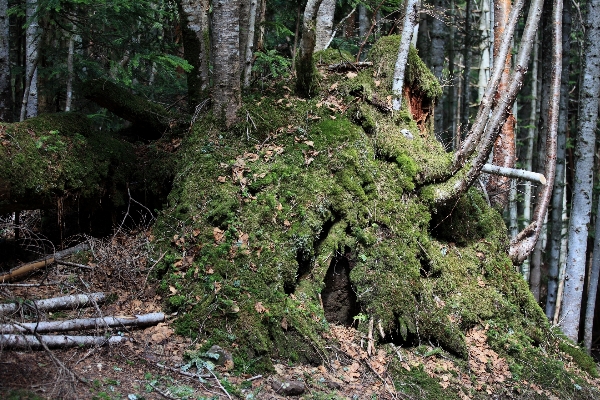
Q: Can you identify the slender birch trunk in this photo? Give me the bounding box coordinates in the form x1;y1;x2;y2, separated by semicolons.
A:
546;3;571;320
460;0;472;129
295;0;324;97
0;0;11;121
559;0;600;342
212;0;242;126
584;199;600;352
521;34;539;281
392;0;420;111
358;4;369;38
314;0;335;52
20;0;40;121
65;32;75;112
242;0;258;87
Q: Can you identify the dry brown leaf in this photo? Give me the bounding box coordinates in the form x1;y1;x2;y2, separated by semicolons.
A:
346;71;357;79
254;302;268;313
217;175;227;183
213;227;225;243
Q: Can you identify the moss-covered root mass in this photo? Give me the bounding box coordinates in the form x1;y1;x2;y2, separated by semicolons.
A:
152;36;597;396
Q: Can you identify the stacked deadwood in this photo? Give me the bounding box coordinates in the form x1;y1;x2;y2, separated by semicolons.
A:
0;292;164;349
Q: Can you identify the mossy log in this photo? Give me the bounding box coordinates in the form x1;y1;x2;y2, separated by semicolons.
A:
81;79;176;139
0;113;135;214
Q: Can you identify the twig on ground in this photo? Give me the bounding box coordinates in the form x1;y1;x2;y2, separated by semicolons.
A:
148;382;178;400
207;368;232;400
55;260;94;270
246;374;263;381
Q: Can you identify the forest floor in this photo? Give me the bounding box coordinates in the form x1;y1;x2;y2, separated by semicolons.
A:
1;229;600;400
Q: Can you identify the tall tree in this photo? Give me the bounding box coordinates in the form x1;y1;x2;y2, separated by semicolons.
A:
20;0;41;121
460;0;472;130
314;0;335;52
430;0;446;140
212;0;242;125
545;2;571;320
177;0;210;108
242;0;258;87
559;0;600;342
392;0;420;110
296;0;323;97
0;0;11;122
486;0;516;209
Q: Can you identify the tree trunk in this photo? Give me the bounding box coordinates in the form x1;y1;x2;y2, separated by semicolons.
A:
430;0;446;142
242;0;258;87
585;200;600;352
212;0;241;125
460;0;472;130
296;0;324;98
20;0;40;121
392;0;420;110
0;0;11;122
521;33;539;281
314;0;335;52
560;0;600;342
176;0;210;109
546;2;571;320
65;33;75;112
487;0;516;210
358;4;369;38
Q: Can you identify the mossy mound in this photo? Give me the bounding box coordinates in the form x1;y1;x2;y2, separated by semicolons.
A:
152;37;597;396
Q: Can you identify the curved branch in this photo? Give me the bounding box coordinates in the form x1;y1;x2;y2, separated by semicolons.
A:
433;0;545;205
510;0;562;264
452;0;525;170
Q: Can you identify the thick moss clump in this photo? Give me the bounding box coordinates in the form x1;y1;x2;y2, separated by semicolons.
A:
0;113;135;213
152;36;596;396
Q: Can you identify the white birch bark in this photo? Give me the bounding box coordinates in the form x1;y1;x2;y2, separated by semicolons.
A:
477;0;491;103
358;4;369;38
0;334;126;349
546;4;570;319
584;201;600;352
392;0;420;111
0;0;10;121
20;0;40;121
0;313;164;333
212;0;241;125
65;33;75;111
242;0;258;87
0;293;106;316
559;0;600;341
314;0;335;52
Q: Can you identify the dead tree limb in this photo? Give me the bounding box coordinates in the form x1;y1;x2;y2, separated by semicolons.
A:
0;312;164;333
0;243;90;282
0;334;127;349
481;164;546;184
0;292;106;316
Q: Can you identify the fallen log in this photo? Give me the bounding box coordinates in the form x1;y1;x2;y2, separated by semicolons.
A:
81;79;176;140
0;312;165;333
0;113;136;215
0;334;127;349
0;242;90;283
0;292;107;316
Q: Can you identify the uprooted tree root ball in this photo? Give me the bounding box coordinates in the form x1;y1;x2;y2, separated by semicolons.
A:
151;37;599;398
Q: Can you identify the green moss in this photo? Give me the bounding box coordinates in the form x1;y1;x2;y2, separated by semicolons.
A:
390;360;460;399
559;342;599;377
313;48;353;65
0;113;138;213
150;40;597;398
